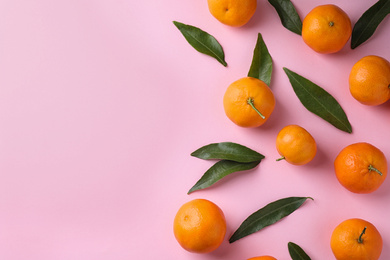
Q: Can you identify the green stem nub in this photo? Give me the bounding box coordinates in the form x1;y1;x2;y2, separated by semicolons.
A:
358;226;367;243
276;156;285;162
329;21;334;27
368;165;383;176
247;97;265;119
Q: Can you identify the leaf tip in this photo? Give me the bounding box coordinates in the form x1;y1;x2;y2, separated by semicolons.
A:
228;236;236;244
187;186;197;194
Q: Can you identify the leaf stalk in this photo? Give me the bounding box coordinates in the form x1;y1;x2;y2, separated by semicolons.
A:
358;226;367;243
368;165;383;176
247;97;265;119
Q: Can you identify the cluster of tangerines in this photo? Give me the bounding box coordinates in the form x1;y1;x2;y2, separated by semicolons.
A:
174;1;389;259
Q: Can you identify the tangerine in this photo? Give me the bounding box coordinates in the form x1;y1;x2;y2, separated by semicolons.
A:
302;5;352;54
276;125;317;165
173;199;226;253
247;256;277;260
207;0;257;27
349;55;390;106
223;77;275;128
330;218;383;260
334;142;387;193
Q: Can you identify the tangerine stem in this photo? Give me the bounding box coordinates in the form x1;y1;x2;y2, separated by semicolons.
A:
358;226;367;243
276;156;285;162
329;21;334;27
368;165;383;176
247;97;265;119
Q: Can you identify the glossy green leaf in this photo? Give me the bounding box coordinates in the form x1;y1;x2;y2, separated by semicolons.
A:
191;142;264;163
283;68;352;133
288;242;312;260
351;0;390;49
188;160;261;194
229;197;313;243
173;21;227;66
268;0;302;35
248;33;273;86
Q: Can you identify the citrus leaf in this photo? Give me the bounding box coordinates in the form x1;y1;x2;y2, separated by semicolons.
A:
188;160;261;194
288;242;312;260
229;197;313;243
191;142;264;163
248;33;273;86
173;21;227;66
351;0;390;49
283;68;352;133
268;0;302;35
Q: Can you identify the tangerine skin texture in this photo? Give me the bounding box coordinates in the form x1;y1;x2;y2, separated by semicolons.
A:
207;0;257;27
349;55;390;106
302;4;352;54
173;199;226;253
223;77;275;128
276;125;317;165
334;142;387;194
330;218;383;260
247;256;277;260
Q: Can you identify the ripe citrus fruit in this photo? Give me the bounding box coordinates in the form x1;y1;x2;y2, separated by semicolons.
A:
276;125;317;165
223;77;275;128
247;256;277;260
334;142;387;194
302;4;352;54
330;218;383;260
173;199;226;253
207;0;257;27
349;55;390;106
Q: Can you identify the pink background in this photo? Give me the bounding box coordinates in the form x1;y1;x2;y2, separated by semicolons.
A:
0;0;389;259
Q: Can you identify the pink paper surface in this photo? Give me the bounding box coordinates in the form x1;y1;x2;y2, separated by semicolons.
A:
0;0;389;259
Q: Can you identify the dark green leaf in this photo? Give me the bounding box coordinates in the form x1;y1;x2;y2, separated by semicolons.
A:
173;21;227;66
248;33;273;86
288;242;312;260
229;197;313;243
351;0;390;49
283;68;352;133
191;142;264;163
268;0;302;35
188;160;261;194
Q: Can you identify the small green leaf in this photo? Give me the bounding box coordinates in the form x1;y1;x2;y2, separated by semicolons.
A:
283;68;352;133
191;142;264;163
268;0;302;35
173;21;227;66
351;0;390;49
288;242;312;260
188;160;261;194
229;197;313;243
248;33;273;86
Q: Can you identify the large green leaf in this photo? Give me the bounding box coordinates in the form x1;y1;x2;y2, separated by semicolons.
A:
173;21;227;66
191;142;264;163
288;242;312;260
188;160;261;194
283;68;352;133
268;0;302;35
229;197;313;243
351;0;390;49
248;33;273;86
